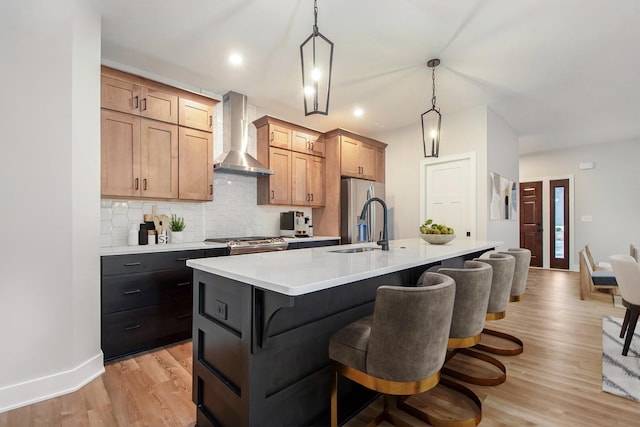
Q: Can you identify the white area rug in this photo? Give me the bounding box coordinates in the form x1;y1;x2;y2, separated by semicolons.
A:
602;316;640;402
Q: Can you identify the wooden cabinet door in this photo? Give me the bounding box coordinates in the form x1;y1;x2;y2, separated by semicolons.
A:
178;128;213;201
101;76;141;114
292;130;325;157
179;98;213;132
140;119;178;199
268;147;291;204
341;137;361;178
140;88;178;124
376;146;385;183
359;141;377;180
269;124;291;149
291;152;309;205
101;110;141;197
308;155;325;206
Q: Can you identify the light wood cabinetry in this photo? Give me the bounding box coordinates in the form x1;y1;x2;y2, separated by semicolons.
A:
292;152;325;206
178;98;213;132
292;130;325;157
101;110;179;199
178;127;213;201
255;116;324;207
268;124;292;149
376;146;385;183
100;66;218;201
101;76;178;124
340;136;376;180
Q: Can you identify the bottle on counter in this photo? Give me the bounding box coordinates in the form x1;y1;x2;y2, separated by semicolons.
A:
128;224;138;246
138;223;148;245
147;230;156;245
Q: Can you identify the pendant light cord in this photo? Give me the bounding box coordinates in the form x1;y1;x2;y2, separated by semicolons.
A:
431;66;437;109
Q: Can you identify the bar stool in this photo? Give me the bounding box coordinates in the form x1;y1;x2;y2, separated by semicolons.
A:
400;261;492;425
501;248;531;302
329;273;455;427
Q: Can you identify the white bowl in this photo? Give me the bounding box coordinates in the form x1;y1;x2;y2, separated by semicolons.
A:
420;233;456;245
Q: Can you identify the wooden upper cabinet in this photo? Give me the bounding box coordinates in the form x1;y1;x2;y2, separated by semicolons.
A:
179;98;213;132
101;76;141;114
376;146;385;184
269;124;292;149
265;147;292;205
101;111;179;199
140;119;178;199
292;130;325;157
178;127;213;201
140;87;178;124
102;76;178;124
101;110;141;198
291;152;309;206
340;136;377;181
308;155;325;206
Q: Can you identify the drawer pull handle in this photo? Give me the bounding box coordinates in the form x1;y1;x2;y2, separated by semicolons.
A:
124;289;141;295
124;324;141;331
124;262;141;267
176;257;189;262
176;313;190;320
176;282;191;287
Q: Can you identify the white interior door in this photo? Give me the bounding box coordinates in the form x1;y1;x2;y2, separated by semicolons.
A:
421;154;476;240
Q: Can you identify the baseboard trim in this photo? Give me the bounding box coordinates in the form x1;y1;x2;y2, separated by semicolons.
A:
0;351;105;413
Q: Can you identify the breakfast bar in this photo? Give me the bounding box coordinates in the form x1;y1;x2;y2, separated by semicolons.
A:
187;238;498;427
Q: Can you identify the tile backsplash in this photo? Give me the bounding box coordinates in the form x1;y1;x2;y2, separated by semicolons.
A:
100;171;311;247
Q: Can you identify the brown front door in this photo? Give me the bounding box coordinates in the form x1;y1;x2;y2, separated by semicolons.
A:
520;181;543;267
549;179;570;269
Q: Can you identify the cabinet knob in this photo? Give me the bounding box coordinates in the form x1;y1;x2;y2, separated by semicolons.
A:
271;190;275;199
124;324;141;331
271;132;274;142
124;289;141;295
143;178;147;190
209;115;213;127
133;96;139;109
210;184;213;195
134;178;139;190
124;262;141;267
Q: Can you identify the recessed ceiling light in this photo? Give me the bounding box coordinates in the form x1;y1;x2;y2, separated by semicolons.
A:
354;108;364;117
229;53;243;65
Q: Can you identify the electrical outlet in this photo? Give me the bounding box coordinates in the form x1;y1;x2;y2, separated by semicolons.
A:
215;300;227;320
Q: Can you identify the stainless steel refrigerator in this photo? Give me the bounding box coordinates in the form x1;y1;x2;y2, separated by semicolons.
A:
341;178;386;244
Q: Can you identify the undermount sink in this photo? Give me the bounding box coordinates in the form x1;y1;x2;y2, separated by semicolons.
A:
329;247;380;254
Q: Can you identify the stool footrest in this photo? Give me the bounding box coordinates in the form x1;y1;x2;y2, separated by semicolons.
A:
475;328;524;356
398;377;482;427
442;348;507;386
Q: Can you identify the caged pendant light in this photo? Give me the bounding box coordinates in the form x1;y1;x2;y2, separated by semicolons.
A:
422;58;441;158
300;0;334;116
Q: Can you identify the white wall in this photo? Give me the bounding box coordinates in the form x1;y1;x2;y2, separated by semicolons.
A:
0;0;103;412
486;108;520;250
520;138;640;265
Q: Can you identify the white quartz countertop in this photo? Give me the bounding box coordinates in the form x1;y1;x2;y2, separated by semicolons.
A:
100;236;340;256
187;238;499;296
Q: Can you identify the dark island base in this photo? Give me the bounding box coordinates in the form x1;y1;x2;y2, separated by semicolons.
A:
192;250;486;427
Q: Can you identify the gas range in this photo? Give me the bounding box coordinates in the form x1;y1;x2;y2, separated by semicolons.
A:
204;236;288;255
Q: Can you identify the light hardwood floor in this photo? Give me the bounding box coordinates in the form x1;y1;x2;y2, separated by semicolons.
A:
1;268;639;426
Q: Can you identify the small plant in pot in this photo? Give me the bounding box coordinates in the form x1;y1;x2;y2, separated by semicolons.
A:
169;214;186;244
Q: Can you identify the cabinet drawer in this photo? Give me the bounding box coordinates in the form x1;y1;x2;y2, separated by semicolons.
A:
101;249;207;276
102;300;192;361
102;269;192;314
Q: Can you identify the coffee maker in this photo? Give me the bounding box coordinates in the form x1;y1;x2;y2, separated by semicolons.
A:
280;211;308;237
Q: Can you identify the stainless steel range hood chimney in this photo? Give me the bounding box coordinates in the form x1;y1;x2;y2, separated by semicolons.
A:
213;91;274;176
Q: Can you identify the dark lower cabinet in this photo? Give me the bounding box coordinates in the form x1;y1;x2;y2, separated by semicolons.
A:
101;247;226;361
287;238;339;250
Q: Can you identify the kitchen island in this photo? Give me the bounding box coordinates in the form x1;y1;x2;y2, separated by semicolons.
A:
187;238;498;427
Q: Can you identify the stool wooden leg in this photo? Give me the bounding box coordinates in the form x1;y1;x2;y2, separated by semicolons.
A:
331;369;338;427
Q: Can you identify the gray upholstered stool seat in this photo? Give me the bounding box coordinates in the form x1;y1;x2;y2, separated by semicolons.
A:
475;252;515;320
329;273;455;427
500;248;531;302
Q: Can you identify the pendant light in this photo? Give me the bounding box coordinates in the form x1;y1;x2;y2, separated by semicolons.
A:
422;58;441;157
300;0;334;116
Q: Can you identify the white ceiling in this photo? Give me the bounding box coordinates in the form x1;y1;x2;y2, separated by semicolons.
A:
98;0;640;154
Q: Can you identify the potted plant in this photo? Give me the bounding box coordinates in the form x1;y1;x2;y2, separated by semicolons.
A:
169;214;186;244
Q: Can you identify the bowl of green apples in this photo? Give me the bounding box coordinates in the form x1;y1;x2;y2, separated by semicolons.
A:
419;219;456;244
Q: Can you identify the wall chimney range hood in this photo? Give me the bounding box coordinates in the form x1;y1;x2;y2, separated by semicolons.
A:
213;91;274;176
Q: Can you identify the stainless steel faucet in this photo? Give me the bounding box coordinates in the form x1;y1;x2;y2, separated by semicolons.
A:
359;197;389;250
